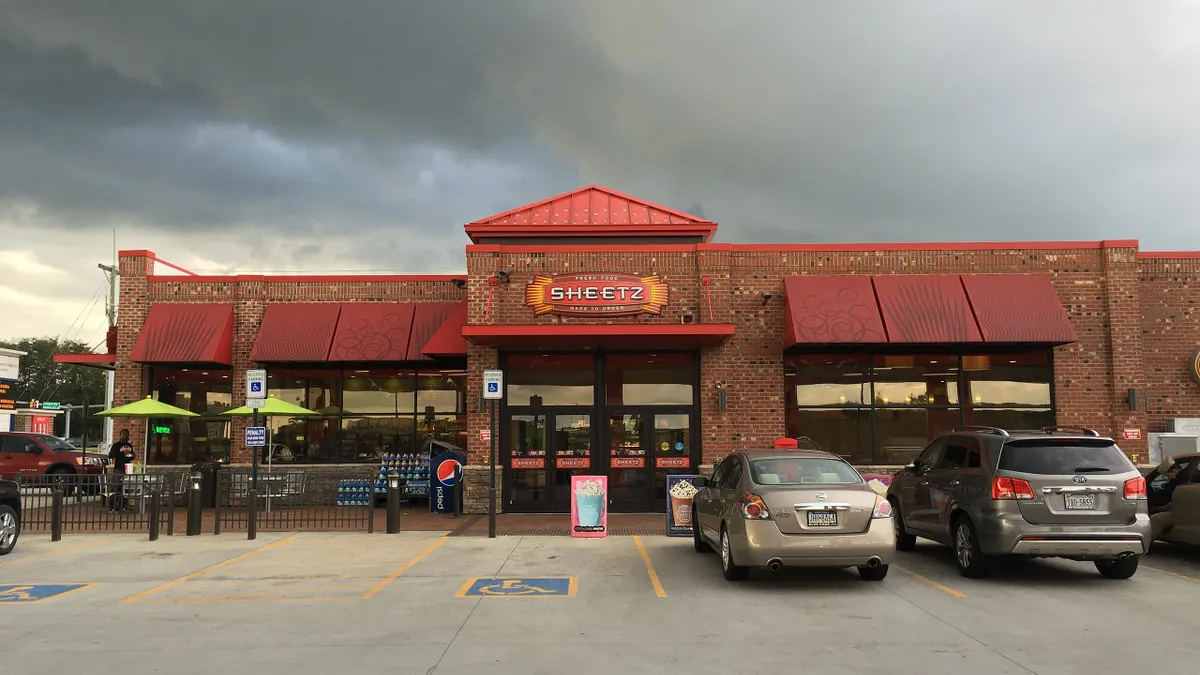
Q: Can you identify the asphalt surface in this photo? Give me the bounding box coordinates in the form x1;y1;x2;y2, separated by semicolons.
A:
1;530;1198;674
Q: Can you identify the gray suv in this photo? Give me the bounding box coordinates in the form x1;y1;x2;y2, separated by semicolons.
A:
886;426;1151;579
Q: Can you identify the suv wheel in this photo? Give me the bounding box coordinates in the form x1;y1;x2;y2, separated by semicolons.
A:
720;525;748;581
1095;556;1139;580
693;509;711;553
46;467;76;495
890;498;917;551
953;516;992;578
0;505;19;556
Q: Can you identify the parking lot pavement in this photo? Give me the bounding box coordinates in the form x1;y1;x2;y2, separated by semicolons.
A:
0;533;1198;675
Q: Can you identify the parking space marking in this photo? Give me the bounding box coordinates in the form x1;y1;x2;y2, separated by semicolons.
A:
1143;565;1199;583
0;583;96;604
123;535;297;603
633;536;667;598
893;565;968;598
0;539;108;569
455;577;578;598
360;535;448;599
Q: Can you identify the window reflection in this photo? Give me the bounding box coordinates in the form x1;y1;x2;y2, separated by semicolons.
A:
343;369;415;414
506;355;595;406
151;368;233;464
786;350;1053;464
605;354;694;406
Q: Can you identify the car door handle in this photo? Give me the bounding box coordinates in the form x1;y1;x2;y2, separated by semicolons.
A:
919;480;929;487
949;479;961;486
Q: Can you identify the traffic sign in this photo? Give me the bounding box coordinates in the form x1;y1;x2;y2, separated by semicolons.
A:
245;426;267;447
40;402;61;410
246;369;267;399
246;398;266;410
483;370;504;400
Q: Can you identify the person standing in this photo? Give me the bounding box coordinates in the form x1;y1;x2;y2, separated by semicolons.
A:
107;429;135;511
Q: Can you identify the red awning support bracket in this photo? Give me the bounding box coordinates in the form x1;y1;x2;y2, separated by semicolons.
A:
701;276;714;322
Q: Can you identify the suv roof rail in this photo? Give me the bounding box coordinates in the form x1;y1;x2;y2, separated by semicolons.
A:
950;426;1010;436
1039;425;1100;437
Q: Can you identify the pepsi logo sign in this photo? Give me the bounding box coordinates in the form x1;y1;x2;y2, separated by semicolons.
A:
436;459;461;486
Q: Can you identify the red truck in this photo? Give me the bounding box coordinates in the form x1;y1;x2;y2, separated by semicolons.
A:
0;432;107;483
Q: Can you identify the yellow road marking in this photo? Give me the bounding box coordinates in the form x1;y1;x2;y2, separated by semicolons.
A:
454;577;578;598
1143;565;1199;583
0;539;108;568
134;595;358;604
123;535;297;603
894;565;968;598
361;536;448;599
633;536;667;598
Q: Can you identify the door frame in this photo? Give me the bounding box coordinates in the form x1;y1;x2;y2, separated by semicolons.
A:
600;406;699;513
498;350;703;514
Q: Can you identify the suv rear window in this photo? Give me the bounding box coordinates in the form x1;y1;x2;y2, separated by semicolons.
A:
997;439;1135;475
749;458;863;485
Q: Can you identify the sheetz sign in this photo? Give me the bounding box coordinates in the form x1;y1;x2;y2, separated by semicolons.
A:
525;273;670;317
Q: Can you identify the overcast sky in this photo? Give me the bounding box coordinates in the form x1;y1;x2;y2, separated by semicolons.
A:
2;1;1199;342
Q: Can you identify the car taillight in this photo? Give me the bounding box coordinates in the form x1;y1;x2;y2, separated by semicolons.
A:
991;476;1035;500
872;496;893;519
736;493;771;520
1123;477;1147;500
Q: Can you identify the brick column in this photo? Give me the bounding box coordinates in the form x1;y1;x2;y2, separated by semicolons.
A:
113;250;155;453
229;276;266;463
1101;243;1148;462
463;251;501;513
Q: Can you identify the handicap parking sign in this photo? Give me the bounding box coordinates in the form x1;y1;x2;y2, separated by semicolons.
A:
0;584;93;603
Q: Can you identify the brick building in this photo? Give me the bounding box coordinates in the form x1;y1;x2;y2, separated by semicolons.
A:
55;186;1200;514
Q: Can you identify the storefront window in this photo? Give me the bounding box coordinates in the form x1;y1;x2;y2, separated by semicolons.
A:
605;354;695;406
150;368;233;464
343;369;416;414
785;350;1053;464
506;354;595;406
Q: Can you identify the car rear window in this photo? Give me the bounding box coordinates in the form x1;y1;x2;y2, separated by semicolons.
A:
997;439;1135;475
749;458;863;485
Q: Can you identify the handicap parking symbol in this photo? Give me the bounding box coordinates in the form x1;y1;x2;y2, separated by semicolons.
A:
0;584;93;604
486;382;499;393
457;577;576;598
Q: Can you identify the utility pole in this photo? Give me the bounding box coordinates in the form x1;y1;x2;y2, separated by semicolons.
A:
98;232;118;448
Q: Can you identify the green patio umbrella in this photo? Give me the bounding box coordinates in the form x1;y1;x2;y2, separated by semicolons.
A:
222;395;317;510
97;396;199;473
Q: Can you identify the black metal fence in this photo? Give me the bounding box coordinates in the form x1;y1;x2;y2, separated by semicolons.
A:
213;471;375;534
15;474;174;538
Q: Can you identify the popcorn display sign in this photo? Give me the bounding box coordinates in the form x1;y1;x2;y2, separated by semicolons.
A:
665;475;701;537
570;475;608;538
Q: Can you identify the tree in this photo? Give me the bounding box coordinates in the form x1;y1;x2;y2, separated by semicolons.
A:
0;337;107;439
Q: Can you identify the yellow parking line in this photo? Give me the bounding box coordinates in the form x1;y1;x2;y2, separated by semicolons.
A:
633;536;667;598
123;535;297;603
1143;565;1199;583
361;536;448;599
0;539;108;568
894;565;968;598
135;595;358;604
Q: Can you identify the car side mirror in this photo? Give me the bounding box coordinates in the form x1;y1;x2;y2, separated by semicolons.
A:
693;477;708;488
905;462;917;472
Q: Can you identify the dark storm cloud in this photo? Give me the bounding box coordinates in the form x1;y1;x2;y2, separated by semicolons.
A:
1;0;1199;252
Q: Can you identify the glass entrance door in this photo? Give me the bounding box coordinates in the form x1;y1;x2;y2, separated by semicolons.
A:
505;409;596;513
604;409;695;512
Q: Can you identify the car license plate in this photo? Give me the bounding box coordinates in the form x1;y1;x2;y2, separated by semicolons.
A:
806;511;838;527
1064;494;1095;510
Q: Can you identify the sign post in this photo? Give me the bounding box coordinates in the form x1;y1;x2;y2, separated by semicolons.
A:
245;369;267;490
483;369;504;539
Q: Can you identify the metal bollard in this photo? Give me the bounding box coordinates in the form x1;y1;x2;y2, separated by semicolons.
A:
166;489;175;537
453;465;463;519
247;488;258;541
148;487;161;542
51;488;64;542
386;469;402;534
186;470;203;536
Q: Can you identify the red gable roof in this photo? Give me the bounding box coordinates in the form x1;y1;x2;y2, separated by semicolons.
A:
465;185;717;243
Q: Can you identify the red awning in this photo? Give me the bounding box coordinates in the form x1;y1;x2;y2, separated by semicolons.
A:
129;304;235;364
463;323;735;350
53;353;116;370
328;303;417;361
784;276;887;346
407;303;461;360
872;275;982;344
419;301;469;358
961;274;1077;344
783;274;1076;346
251;303;342;362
